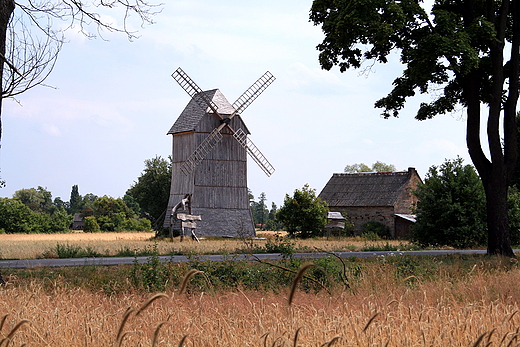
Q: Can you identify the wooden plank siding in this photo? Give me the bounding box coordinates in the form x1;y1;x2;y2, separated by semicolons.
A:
193;186;249;209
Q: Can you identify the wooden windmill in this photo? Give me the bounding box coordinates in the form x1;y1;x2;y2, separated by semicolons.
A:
164;67;275;237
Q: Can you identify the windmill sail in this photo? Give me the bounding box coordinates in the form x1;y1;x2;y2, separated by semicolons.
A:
172;68;220;116
171;67;275;176
233;128;275;176
232;71;275;115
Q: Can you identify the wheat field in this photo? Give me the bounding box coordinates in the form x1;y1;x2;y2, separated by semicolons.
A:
2;258;520;346
0;232;409;259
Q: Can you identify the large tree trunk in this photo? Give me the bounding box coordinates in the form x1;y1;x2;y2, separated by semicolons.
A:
485;167;514;256
465;73;515;256
0;0;15;144
463;0;519;257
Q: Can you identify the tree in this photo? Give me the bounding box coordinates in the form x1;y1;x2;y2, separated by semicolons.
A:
251;192;269;228
412;158;487;248
92;196;133;231
0;1;161;144
266;202;283;231
13;186;55;213
508;185;520;245
82;195;150;232
372;161;396;173
0;197;34;233
344;163;371;173
69;185;81;214
126;155;171;223
310;0;520;255
276;184;329;238
0;1;160;187
0;194;71;233
13;187;44;212
249;191;283;231
345;161;396;173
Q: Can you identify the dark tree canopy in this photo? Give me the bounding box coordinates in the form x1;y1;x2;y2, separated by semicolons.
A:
311;0;520;255
276;184;329;238
412;157;487;248
125;155;171;223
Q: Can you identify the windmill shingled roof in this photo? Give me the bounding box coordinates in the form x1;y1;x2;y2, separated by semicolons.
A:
319;170;413;207
168;89;236;134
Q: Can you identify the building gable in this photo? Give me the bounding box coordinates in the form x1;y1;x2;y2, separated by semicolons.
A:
319;167;422;238
319;168;420;207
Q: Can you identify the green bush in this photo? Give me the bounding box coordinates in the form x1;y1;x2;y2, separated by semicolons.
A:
50;209;73;232
130;243;169;291
0;198;35;233
0;198;72;233
361;221;391;239
83;216;100;232
412;158;487;248
123;218;151;231
276;184;329;238
263;236;296;258
508;186;520;246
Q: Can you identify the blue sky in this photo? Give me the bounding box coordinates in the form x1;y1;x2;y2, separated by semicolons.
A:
0;0;472;206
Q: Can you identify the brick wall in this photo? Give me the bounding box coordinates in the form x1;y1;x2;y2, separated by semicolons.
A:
394;168;421;214
332;206;395;235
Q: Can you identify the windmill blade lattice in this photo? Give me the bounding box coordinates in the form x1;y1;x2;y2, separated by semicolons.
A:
172;67;275;176
232;71;275;115
233;128;275;176
180;128;223;176
172;67;220;116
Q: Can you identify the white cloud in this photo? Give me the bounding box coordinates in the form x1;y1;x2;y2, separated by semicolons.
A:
418;138;465;156
42;123;61;137
284;62;344;94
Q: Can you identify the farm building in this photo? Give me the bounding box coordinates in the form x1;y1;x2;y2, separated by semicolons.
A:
318;167;422;238
71;213;84;230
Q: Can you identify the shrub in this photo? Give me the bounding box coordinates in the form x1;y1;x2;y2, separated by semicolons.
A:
49;208;73;232
123;218;151;231
0;198;71;233
508;186;520;246
83;216;101;233
361;221;391;239
0;198;34;233
412;157;487;248
276;184;329;238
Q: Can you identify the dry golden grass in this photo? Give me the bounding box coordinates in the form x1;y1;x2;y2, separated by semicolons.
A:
2;259;520;346
0;232;156;259
0;231;407;259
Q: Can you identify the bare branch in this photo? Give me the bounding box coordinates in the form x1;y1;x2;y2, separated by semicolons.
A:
15;0;163;41
2;11;62;98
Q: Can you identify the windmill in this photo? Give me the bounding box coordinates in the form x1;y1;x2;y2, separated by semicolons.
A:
164;67;275;237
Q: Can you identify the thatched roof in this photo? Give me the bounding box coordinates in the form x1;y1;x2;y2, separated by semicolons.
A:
319;168;419;207
168;89;242;135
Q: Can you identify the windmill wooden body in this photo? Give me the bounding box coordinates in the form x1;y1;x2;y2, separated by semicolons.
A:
164;68;275;238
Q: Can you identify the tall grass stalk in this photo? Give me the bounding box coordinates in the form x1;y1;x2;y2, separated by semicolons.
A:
2;256;520;346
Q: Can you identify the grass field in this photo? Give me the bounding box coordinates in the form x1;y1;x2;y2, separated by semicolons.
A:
0;231;413;259
1;254;520;346
0;232;511;346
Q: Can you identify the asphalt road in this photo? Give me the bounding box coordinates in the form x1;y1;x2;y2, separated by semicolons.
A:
0;249;497;269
